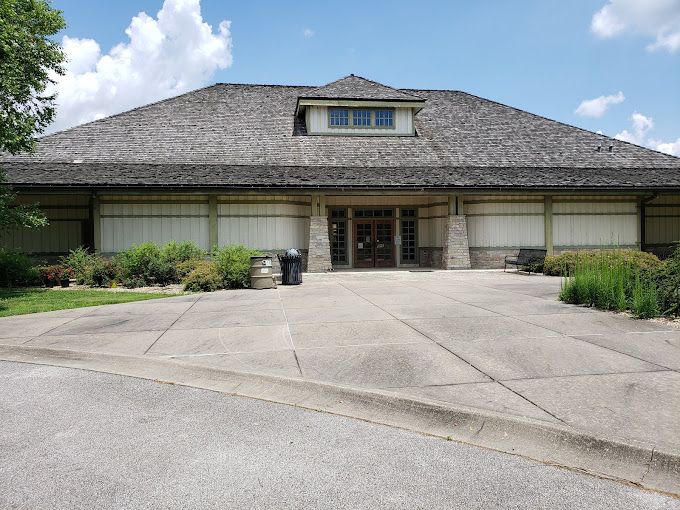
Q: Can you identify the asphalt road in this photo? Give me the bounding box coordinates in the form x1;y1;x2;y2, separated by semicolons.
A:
1;361;677;509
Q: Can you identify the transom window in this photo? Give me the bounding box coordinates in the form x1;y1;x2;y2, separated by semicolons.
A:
328;108;395;129
329;109;349;126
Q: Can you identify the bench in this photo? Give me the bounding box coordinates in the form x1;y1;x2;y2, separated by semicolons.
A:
504;249;547;274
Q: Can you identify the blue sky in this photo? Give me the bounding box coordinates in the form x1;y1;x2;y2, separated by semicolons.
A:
49;0;680;155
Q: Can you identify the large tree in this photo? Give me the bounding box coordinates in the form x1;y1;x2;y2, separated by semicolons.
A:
0;0;66;232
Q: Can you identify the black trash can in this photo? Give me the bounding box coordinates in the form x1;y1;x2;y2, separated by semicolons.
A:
278;248;303;285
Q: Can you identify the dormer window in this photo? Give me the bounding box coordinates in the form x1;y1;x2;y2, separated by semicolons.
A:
329;109;349;126
296;74;425;137
328;108;396;129
353;110;371;126
375;110;393;127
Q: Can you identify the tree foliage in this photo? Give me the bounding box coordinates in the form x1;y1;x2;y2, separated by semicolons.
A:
0;0;66;155
0;1;65;233
0;168;48;233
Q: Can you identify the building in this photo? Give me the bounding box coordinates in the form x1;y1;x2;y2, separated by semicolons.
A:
2;75;679;270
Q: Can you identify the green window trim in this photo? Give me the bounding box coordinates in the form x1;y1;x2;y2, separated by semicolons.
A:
328;108;396;130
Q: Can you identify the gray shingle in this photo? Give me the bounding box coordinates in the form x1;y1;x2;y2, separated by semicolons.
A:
1;79;679;190
300;75;424;101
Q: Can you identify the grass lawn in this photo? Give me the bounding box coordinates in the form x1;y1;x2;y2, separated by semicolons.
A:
0;288;168;317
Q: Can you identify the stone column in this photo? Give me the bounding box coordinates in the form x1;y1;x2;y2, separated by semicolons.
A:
442;195;471;269
307;216;332;272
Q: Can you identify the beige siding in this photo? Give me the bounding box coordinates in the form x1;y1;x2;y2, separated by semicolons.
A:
1;194;89;254
307;106;413;135
100;195;209;252
645;195;680;245
464;197;544;248
217;195;310;250
553;197;637;247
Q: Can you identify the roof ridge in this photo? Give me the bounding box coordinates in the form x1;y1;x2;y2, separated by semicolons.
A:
302;74;424;101
347;75;424;100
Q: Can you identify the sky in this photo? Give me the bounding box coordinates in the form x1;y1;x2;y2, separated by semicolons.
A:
47;0;680;156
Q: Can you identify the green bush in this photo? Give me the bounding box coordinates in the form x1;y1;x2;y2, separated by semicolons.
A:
160;240;207;265
0;249;40;287
182;261;222;292
544;250;661;276
116;241;207;287
631;276;660;319
213;244;262;289
115;242;172;287
653;244;680;316
59;246;95;279
81;258;118;287
557;249;668;318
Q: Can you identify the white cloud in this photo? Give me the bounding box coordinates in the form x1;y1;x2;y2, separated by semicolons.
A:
47;0;232;133
303;28;315;38
574;91;625;118
591;0;680;52
615;112;654;145
614;112;680;156
653;137;680;156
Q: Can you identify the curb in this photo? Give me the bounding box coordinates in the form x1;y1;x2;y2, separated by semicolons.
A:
1;344;678;497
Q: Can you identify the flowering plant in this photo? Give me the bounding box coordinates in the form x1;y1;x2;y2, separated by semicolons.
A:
58;267;75;280
39;265;74;281
39;265;62;281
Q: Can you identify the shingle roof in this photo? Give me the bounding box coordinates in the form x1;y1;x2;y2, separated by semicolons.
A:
2;78;679;190
299;75;424;102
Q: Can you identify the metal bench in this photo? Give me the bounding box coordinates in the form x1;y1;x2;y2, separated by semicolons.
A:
504;249;547;274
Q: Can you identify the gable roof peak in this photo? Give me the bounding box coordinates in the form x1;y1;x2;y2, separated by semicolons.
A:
300;74;424;102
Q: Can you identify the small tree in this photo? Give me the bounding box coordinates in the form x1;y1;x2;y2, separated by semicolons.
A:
0;0;66;234
1;0;67;154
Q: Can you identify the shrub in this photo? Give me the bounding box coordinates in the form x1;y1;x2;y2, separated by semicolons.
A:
116;241;207;287
557;248;671;318
81;258;118;287
115;242;173;286
176;259;202;279
39;264;63;283
213;244;262;289
653;243;680;316
59;246;94;279
544;250;661;277
0;249;40;287
160;240;207;265
182;261;222;292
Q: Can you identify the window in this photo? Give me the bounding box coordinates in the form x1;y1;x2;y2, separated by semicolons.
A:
354;209;393;218
353;110;371;126
330;209;347;264
401;208;417;262
375;110;393;127
329;109;349;126
328;108;395;129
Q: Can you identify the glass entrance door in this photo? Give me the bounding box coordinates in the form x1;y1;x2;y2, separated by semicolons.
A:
354;219;394;268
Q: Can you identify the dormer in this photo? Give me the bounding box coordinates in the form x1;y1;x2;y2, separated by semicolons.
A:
295;75;425;137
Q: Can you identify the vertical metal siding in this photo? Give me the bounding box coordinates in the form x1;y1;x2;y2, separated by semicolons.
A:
553;197;637;247
217;195;310;250
645;195;680;245
1;194;89;253
100;195;210;252
464;197;545;248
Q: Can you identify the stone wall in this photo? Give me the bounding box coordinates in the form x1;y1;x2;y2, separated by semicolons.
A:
469;249;520;269
419;248;443;268
442;216;471;269
307;216;332;272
